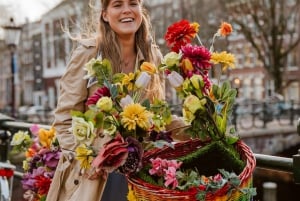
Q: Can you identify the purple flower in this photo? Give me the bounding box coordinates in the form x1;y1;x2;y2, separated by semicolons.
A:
42;149;61;169
149;130;173;143
22;173;37;190
119;137;144;174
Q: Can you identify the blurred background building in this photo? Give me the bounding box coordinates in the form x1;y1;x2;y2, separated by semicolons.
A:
0;0;299;117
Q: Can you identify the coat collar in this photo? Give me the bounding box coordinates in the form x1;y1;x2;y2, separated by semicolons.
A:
78;37;145;64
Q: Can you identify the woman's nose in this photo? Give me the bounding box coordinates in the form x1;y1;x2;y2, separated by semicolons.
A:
122;4;132;14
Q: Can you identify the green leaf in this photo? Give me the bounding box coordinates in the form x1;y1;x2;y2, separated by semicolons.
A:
110;84;119;99
225;135;239;145
94;112;104;128
94;58;112;86
216;115;226;135
112;73;125;83
70;110;84;117
141;99;151;109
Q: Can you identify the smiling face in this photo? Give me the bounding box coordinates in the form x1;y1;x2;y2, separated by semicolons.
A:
102;0;143;38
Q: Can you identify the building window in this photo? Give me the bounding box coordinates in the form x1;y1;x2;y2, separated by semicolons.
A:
53;18;66;66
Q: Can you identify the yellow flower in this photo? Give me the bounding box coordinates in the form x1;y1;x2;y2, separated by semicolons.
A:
182;79;192;93
38;127;56;148
127;186;137;201
183;95;204;114
211;51;236;71
122;72;135;90
190;74;204;90
182;108;195;124
190;22;200;35
75;144;94;169
23;160;29;172
140;61;157;75
121;103;153;131
96;97;113;112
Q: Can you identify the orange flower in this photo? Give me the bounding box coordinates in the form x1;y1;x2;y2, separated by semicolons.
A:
140;62;157;75
25;147;37;158
219;22;232;36
181;58;194;75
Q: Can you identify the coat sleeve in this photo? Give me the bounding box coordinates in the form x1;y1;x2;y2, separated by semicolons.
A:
53;44;97;152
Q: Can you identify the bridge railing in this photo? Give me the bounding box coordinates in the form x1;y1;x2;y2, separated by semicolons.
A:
232;99;300;130
1;113;300;184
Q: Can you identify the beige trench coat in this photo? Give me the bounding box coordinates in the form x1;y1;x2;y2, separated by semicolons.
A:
46;38;166;201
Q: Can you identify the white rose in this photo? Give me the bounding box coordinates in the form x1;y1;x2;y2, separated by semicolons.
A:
162;52;181;67
83;58;97;79
72;116;96;145
103;117;117;136
11;131;30;146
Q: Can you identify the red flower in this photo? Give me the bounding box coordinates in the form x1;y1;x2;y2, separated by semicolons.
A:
34;175;52;195
181;44;212;73
92;133;129;173
86;86;110;106
198;184;206;191
165;19;199;53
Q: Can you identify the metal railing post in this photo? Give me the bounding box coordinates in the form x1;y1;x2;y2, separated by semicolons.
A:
263;102;268;128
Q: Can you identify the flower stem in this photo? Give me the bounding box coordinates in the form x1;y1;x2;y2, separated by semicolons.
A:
195;34;204;46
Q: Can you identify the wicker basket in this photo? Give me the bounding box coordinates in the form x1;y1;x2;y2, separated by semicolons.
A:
127;139;256;201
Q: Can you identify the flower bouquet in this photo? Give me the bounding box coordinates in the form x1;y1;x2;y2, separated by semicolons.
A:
126;20;257;201
70;59;173;176
10;125;60;201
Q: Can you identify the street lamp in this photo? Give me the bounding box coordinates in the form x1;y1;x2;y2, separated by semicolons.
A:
2;17;21;118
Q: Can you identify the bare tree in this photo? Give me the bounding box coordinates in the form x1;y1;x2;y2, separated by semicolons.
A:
225;0;300;93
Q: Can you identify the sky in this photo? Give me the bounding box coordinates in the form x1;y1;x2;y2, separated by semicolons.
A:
0;0;63;24
0;0;63;39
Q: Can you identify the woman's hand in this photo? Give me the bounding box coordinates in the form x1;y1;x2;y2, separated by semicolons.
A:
85;168;108;180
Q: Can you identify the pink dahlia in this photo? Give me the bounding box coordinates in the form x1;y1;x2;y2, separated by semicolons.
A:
181;44;212;73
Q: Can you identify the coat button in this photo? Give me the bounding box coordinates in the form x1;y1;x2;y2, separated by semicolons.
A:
74;179;79;185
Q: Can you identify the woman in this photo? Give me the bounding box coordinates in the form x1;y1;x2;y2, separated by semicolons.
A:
46;0;165;200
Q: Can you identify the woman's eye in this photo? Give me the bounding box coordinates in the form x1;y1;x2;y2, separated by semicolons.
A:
113;4;122;7
130;0;139;6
